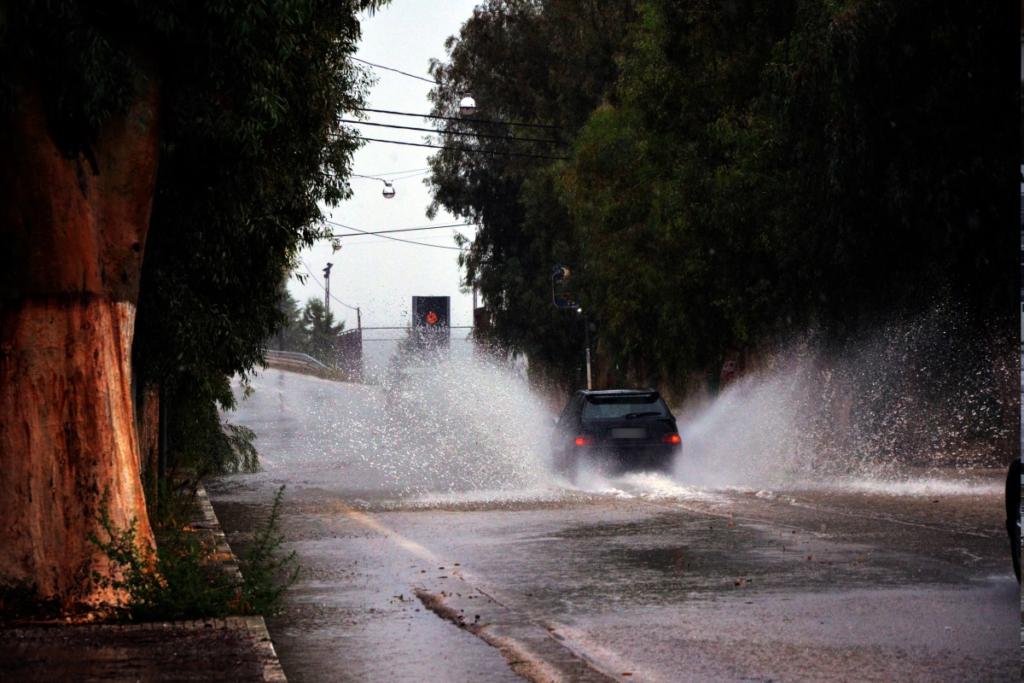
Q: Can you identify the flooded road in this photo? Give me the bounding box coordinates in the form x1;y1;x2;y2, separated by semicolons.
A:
210;367;1019;682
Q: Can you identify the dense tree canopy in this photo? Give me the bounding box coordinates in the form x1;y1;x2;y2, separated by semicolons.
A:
430;0;1017;392
428;0;636;387
3;0;386;474
298;298;346;363
0;0;384;607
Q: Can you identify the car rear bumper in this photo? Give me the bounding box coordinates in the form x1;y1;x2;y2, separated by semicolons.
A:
581;443;679;472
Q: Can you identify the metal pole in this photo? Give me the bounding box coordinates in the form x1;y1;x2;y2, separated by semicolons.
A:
323;262;333;315
356;306;363;382
584;314;592;390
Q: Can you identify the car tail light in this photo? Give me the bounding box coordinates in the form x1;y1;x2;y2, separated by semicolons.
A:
574;436;591;447
662;433;682;446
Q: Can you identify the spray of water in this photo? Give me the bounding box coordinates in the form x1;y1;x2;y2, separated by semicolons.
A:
235;307;1011;501
674;306;1014;494
364;352;553;497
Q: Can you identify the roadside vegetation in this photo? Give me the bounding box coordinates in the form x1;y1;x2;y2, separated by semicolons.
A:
89;486;297;622
428;0;1014;398
269;291;350;367
0;1;387;613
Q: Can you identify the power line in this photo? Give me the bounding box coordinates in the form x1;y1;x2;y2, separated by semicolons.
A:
352;107;563;130
359;166;429;177
326;220;466;251
350;169;430;183
350;173;390;182
354;135;568;161
298;259;359;312
341;118;565;146
331;236;458;247
386;170;431;181
351;57;435;85
327;221;477;237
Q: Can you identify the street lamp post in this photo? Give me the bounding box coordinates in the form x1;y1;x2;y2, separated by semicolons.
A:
579;307;592;390
323;262;333;315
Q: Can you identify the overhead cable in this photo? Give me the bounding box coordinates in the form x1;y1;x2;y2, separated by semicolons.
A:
327;221;477;237
351;57;435;84
360;166;430;177
299;259;360;311
350;173;390;182
353;135;568;161
341;118;565;146
325;219;466;251
351;106;563;130
350;169;430;183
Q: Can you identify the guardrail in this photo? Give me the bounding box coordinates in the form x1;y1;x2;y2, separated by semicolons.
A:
264;348;345;380
265;349;330;370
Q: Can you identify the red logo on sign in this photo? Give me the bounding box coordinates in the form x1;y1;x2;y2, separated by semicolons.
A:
425;311;439;325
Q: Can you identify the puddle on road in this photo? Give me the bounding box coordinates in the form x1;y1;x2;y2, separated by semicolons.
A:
566;469;721;502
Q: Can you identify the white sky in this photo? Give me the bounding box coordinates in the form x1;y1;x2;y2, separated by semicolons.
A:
287;1;481;331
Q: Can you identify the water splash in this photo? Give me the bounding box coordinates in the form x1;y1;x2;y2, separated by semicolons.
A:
674;306;1015;491
233;306;1012;502
568;467;721;501
361;353;553;495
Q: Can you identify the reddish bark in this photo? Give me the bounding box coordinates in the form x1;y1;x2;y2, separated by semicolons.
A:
0;85;160;610
137;383;161;500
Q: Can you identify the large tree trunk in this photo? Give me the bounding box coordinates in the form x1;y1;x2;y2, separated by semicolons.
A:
136;382;162;504
0;84;160;611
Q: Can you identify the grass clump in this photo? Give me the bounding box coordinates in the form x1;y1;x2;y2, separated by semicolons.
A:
88;485;297;621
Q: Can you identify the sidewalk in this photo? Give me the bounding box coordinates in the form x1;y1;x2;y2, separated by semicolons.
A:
0;487;287;682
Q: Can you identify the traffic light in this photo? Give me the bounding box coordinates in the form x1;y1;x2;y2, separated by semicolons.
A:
412;296;450;349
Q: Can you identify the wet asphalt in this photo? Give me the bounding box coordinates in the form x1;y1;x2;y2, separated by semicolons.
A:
209;368;1020;682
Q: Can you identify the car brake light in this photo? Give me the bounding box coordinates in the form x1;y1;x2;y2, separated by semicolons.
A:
574;436;591;447
662;433;682;445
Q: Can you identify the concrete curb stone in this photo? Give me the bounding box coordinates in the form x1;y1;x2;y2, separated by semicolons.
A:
0;484;288;682
194;483;288;683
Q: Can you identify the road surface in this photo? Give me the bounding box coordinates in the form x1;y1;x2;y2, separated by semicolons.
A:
209;367;1019;682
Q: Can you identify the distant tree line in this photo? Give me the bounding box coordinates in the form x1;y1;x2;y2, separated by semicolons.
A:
429;0;1017;393
269;291;347;366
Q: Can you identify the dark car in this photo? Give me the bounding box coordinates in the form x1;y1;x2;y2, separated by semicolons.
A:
551;389;682;476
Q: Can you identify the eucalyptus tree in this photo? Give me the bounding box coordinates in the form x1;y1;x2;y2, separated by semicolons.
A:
559;0;1014;385
0;0;383;611
427;0;635;388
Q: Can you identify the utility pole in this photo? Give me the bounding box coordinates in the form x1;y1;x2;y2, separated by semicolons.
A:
581;308;592;390
322;262;333;315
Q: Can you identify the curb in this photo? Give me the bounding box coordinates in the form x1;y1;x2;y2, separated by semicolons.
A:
194;484;289;683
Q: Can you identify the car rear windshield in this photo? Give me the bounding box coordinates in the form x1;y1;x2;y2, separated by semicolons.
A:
582;395;670;420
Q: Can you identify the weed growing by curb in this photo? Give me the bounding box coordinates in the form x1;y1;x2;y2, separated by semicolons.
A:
88;485;298;621
238;485;299;615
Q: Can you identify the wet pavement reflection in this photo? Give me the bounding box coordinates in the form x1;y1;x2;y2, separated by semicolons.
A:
210;368;1019;682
